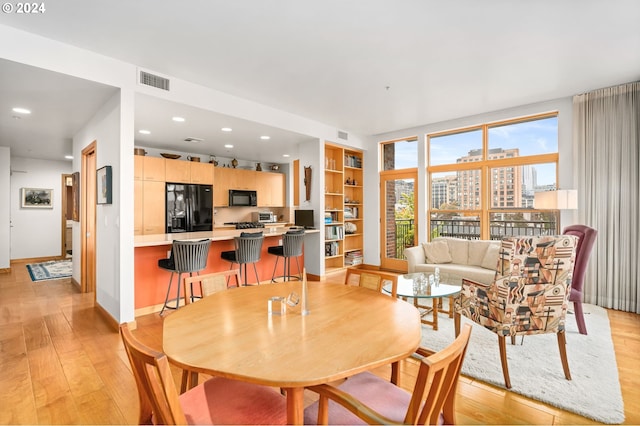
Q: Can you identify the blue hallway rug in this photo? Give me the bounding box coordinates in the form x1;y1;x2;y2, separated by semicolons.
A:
26;260;72;282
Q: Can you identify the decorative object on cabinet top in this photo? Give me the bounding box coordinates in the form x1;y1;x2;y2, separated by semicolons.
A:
134;148;147;156
160;153;181;159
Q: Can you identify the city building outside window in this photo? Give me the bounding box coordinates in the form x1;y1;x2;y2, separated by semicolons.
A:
427;113;559;241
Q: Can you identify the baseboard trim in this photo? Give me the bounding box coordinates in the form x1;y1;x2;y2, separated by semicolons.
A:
95;302;119;332
11;256;67;264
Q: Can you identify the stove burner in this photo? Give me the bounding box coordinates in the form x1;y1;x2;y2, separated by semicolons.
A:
224;221;265;229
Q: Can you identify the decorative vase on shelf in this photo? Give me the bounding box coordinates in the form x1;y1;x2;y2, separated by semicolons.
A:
256;162;262;171
231;158;238;168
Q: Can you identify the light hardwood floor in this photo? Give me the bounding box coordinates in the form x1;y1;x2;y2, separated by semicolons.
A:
1;261;638;424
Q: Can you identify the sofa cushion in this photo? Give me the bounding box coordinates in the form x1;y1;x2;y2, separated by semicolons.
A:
422;240;452;264
481;243;501;270
468;240;491;266
443;238;469;265
412;264;496;285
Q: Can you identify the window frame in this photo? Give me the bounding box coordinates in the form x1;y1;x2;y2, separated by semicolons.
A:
427;112;559;240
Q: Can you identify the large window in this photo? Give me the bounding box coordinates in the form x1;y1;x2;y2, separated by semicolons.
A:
427;113;559;240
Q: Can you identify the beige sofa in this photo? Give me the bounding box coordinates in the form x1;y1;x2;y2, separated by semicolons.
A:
404;237;500;285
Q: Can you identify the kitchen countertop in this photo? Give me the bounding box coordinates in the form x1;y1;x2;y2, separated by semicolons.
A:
213;222;289;229
134;226;319;247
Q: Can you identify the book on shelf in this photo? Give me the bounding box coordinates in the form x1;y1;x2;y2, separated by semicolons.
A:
325;225;344;240
345;250;363;265
325;241;340;257
344;154;362;168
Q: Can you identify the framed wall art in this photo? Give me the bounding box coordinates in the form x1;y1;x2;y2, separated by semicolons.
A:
21;188;53;209
72;171;80;221
97;165;112;205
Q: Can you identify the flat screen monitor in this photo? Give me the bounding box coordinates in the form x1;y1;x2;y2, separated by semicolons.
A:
294;209;315;229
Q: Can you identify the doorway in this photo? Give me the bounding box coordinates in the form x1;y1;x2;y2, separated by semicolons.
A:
81;142;97;294
61;174;73;258
379;170;418;271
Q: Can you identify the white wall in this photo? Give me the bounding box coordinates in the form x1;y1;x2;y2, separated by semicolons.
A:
362;97;574;266
296;138;323;276
0;147;10;269
9;157;71;259
73;91;124;319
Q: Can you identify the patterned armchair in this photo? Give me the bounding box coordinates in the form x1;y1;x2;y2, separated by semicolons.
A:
453;235;578;389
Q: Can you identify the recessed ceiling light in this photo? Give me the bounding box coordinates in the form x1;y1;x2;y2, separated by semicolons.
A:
12;107;31;114
172;116;185;122
65;155;73;160
224;144;234;149
282;154;290;158
260;135;271;140
221;127;232;132
138;129;151;135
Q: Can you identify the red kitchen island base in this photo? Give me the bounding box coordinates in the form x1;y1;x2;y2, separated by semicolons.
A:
134;228;314;314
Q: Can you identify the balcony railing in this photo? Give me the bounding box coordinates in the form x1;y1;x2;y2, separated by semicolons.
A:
394;219;414;259
389;217;557;261
430;218;558;240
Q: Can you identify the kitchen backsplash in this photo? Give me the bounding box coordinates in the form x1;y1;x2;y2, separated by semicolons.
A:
214;207;290;225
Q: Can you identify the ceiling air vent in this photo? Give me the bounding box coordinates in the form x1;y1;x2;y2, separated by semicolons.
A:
184;137;204;143
338;130;348;141
138;70;170;91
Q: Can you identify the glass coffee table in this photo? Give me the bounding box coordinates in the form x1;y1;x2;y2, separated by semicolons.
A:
383;272;461;330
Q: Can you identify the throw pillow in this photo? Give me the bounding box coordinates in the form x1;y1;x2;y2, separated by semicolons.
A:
444;238;469;265
481;243;500;270
422;240;453;264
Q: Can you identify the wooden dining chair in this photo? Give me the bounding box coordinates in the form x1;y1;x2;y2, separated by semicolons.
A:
304;323;472;425
119;323;287;425
344;268;398;298
182;269;242;305
180;269;241;393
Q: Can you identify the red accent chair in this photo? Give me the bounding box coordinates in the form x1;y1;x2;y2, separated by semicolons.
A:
562;224;598;335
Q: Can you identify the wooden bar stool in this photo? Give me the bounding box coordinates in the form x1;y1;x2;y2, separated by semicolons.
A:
220;232;264;286
158;239;210;315
268;229;305;282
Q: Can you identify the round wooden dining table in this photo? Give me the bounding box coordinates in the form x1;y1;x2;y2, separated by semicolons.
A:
163;281;421;425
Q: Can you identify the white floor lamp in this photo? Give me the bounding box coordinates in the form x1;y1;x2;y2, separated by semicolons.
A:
534;189;578;233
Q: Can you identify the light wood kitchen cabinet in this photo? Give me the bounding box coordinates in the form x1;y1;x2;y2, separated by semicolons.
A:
142;157;166;181
214;167;233;206
165;159;190;183
257;172;285;207
134;156;144;180
141;180;166;235
235;169;256;190
190;162;214;184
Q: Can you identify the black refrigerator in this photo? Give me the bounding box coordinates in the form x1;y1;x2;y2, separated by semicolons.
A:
166;183;213;233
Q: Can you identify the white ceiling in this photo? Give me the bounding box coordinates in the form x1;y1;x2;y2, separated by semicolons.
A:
1;0;639;162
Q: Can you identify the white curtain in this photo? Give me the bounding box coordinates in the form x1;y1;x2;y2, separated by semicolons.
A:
573;81;640;313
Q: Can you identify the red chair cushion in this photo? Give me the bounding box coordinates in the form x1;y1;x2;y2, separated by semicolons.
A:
179;376;287;425
304;372;411;425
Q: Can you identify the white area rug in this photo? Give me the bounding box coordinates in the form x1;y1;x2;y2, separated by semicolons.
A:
420;303;624;424
26;260;72;282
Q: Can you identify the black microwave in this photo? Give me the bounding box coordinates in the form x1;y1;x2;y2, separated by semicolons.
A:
229;189;257;207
